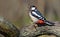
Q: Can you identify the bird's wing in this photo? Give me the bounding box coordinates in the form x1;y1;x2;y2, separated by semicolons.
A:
31;10;46;20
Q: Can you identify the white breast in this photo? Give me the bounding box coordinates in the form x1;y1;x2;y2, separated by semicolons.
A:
29;12;38;23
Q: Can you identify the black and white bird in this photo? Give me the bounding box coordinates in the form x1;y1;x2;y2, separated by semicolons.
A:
29;6;55;26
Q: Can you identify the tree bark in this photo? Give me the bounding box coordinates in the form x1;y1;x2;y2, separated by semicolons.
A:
20;22;60;37
0;17;20;37
0;17;60;37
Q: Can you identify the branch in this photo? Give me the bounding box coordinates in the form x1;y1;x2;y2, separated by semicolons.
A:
20;22;60;37
0;17;20;37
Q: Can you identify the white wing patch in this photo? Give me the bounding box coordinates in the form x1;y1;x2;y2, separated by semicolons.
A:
32;11;41;17
32;11;43;19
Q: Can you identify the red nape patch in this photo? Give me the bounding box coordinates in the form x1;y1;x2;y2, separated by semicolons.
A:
37;20;44;24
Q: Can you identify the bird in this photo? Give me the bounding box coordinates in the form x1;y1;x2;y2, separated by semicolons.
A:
29;5;55;27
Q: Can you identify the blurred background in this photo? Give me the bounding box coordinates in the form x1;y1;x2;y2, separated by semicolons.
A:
0;0;60;37
0;0;60;32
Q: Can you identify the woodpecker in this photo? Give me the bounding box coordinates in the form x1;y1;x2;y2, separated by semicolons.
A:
29;6;55;26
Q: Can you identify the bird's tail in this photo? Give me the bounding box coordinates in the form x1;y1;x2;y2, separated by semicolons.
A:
44;20;55;26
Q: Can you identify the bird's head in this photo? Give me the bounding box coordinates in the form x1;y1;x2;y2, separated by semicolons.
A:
30;5;37;11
